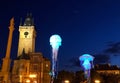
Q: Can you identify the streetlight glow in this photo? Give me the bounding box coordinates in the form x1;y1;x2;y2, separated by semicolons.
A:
95;80;100;83
64;80;70;83
26;79;30;83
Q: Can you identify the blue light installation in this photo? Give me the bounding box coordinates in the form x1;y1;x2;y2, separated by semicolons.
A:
50;34;62;49
50;34;62;83
50;34;62;61
79;54;94;83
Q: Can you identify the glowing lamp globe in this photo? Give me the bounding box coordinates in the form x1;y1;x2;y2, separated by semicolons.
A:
50;34;62;49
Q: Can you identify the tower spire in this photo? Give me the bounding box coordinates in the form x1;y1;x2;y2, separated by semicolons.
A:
20;17;22;26
24;13;34;26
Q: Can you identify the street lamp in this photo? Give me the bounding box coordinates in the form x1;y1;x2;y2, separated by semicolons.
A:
94;80;100;83
64;80;70;83
50;34;62;83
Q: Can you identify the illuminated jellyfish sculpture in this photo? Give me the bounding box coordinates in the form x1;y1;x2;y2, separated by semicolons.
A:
79;54;94;83
50;34;62;82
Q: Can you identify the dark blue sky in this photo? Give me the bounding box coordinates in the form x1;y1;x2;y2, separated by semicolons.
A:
0;0;120;71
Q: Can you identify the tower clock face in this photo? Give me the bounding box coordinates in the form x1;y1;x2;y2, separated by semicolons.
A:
24;31;29;38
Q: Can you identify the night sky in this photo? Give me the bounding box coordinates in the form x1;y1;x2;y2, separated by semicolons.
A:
0;0;120;71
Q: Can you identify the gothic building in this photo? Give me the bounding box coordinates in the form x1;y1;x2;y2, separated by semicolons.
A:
0;14;51;83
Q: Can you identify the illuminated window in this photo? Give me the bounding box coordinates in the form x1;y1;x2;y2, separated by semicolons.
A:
46;64;48;67
33;56;39;62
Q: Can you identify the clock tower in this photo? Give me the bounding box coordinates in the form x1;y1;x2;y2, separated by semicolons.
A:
17;14;36;56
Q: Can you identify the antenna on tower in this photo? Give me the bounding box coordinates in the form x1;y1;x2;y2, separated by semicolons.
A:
20;17;22;26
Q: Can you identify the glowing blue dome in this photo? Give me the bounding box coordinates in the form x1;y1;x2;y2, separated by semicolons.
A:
50;34;62;49
79;54;94;61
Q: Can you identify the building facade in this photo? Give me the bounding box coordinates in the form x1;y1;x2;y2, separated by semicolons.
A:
0;14;51;83
12;51;51;83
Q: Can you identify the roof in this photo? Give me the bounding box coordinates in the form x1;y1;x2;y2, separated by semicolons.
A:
94;64;120;70
23;13;34;26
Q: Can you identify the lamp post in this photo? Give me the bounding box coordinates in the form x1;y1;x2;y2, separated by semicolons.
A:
49;34;62;83
79;54;94;83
